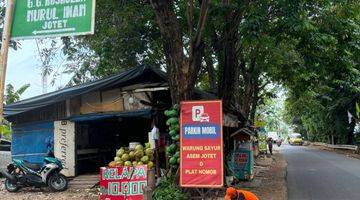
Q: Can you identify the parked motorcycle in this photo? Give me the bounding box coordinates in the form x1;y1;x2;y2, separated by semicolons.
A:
276;139;282;147
1;156;68;192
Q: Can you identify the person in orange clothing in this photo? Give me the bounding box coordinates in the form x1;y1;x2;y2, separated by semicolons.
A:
224;187;259;200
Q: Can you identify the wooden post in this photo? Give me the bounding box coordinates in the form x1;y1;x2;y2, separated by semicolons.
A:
0;0;15;128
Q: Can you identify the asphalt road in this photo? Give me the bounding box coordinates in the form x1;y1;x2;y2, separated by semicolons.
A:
282;145;360;200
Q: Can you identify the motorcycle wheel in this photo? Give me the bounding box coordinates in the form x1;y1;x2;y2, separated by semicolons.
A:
5;178;20;192
48;173;68;192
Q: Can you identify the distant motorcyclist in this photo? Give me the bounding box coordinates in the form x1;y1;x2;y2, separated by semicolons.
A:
224;187;259;200
267;137;273;155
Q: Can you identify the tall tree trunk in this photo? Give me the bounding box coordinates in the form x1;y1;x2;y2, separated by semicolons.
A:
249;78;260;122
240;72;254;120
216;0;249;108
219;39;239;107
204;45;217;93
239;57;258;121
150;0;210;104
218;18;240;107
150;0;188;104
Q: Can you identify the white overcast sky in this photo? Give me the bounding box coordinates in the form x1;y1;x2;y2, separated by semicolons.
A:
6;39;71;99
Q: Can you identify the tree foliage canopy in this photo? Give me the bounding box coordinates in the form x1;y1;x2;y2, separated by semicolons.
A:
33;0;360;143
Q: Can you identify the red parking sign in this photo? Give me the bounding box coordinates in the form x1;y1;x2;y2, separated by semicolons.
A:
180;100;224;187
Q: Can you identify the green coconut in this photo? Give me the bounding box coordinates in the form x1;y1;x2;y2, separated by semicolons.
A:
169;157;177;165
116;148;125;157
134;150;144;159
147;161;154;169
115;160;124;166
171;135;180;141
124;161;132;167
166;117;179;126
121;153;130;162
145;148;153;156
135;144;144;151
129;151;135;159
140;156;150;164
174;151;180;158
169;130;178;136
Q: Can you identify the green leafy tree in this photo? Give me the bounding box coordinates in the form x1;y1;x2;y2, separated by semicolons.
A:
282;1;360;144
2;84;29;137
35;0;358;136
4;83;30;104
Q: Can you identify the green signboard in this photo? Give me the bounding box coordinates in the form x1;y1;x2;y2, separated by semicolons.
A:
11;0;95;39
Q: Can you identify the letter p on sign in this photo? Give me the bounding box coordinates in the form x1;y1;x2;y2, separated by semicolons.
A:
192;106;204;121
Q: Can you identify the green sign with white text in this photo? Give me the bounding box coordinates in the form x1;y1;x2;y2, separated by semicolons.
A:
11;0;95;39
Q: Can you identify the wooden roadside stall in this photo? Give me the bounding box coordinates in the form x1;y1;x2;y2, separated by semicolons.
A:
4;66;171;178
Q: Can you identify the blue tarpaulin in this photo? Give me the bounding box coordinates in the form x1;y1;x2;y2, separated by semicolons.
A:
11;121;54;163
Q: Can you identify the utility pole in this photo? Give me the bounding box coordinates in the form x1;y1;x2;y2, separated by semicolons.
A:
42;70;48;94
0;0;15;127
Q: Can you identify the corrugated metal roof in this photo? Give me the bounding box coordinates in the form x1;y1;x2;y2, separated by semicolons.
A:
5;65;167;117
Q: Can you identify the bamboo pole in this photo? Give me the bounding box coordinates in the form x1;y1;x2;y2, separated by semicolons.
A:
0;0;15;129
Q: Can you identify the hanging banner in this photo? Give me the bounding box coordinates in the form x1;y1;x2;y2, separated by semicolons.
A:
100;165;148;200
11;0;96;39
54;120;75;177
180;100;223;188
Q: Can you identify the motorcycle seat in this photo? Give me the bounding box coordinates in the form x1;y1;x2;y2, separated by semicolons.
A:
23;161;42;171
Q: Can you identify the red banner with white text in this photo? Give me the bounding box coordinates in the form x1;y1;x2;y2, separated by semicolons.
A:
180;100;223;188
100;166;147;200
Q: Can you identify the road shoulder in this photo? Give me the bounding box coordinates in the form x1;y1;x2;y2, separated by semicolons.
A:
309;144;360;160
234;150;287;200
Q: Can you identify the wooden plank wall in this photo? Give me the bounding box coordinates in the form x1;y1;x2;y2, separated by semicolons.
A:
78;89;125;115
9;89;153;124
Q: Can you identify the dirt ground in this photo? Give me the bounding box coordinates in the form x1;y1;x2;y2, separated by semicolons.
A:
231;150;287;200
0;150;288;200
207;150;287;200
0;181;99;200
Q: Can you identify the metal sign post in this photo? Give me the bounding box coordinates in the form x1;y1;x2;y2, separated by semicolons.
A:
0;0;15;128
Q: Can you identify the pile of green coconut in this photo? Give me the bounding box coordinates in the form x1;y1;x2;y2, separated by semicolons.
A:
108;143;154;169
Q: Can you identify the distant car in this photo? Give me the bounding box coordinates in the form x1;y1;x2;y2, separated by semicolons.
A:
0;139;11;151
200;113;210;122
288;133;303;145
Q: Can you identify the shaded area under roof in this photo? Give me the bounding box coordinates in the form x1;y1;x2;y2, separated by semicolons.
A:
4;65;167;117
67;109;154;122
